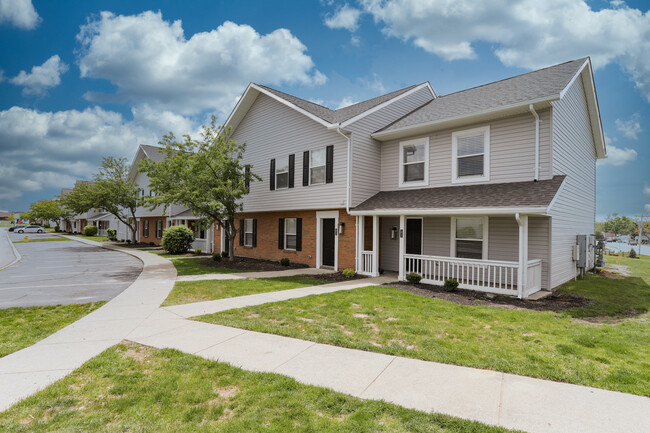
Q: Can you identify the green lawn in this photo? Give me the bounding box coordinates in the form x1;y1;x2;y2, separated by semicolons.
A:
196;257;650;397
78;235;109;242
0;342;518;433
12;237;72;244
153;251;204;258
0;302;105;357
163;275;330;306
172;258;255;276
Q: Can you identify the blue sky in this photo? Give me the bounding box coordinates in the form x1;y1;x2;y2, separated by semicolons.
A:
0;0;648;220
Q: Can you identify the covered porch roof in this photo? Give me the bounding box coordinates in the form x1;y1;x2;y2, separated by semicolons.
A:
351;175;565;216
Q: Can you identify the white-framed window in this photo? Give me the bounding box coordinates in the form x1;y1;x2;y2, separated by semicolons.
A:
276;156;289;189
244;218;254;247
310;148;326;185
156;220;163;238
399;137;429;187
452;126;490;183
451;216;488;260
143;220;149;238
285;218;297;250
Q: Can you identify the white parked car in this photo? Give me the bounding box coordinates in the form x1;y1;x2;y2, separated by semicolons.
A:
15;225;45;233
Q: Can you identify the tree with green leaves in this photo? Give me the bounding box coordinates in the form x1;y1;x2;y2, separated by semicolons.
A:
27;199;66;224
60;158;141;242
602;213;637;236
139;117;259;260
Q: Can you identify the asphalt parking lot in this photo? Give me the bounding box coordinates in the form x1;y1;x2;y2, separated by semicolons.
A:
0;231;142;308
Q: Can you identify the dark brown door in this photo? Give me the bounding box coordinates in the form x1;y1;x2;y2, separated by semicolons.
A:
322;218;335;267
406;218;422;255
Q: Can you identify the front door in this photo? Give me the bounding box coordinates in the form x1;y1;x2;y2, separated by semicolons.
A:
406;218;422;255
322;218;336;267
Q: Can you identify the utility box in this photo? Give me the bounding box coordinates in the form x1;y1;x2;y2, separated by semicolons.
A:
576;235;587;268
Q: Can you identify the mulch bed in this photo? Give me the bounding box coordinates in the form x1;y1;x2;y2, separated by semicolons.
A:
386;281;590;312
298;272;369;283
197;256;310;272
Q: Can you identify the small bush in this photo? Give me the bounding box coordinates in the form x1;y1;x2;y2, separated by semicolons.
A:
342;268;356;279
161;225;195;254
54;225;60;232
406;272;421;284
83;225;98;236
221;250;229;258
120;238;125;243
212;253;221;262
44;223;51;228
629;248;637;259
280;258;290;267
126;239;131;243
194;248;202;255
444;278;459;291
149;241;155;246
106;228;117;241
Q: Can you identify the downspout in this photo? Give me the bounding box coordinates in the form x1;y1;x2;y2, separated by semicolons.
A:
335;127;352;214
529;104;540;181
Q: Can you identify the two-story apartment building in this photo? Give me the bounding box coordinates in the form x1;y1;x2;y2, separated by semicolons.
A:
217;57;605;298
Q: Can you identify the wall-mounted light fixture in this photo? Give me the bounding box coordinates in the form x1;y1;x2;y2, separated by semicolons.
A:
338;222;345;235
391;226;397;240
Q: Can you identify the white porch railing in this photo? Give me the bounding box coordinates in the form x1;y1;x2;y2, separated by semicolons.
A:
360;251;374;275
403;254;542;298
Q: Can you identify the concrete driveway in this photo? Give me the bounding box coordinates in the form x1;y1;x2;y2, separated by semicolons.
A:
0;232;142;308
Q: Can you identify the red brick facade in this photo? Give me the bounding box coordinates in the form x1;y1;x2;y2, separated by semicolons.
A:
215;208;356;270
138;216;166;245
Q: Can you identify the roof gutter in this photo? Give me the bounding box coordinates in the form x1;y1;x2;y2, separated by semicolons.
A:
529;104;540;181
335;127;352;214
350;206;549;216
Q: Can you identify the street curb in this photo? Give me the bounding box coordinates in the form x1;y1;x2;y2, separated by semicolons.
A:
0;229;21;271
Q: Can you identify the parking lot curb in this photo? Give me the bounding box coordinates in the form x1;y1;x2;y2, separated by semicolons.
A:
0;229;21;271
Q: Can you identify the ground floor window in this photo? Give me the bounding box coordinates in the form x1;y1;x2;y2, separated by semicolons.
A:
143;220;149;238
453;217;486;259
285;218;297;250
244;219;254;246
188;220;205;239
156;220;163;238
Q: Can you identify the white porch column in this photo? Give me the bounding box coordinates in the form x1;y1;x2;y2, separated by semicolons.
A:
371;215;380;277
516;214;529;299
355;216;362;273
398;215;406;281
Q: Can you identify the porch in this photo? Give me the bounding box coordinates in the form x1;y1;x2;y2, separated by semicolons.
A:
169;211;214;253
354;214;547;299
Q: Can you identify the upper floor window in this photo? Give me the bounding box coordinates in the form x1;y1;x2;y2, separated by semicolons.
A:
399;137;429;187
452;126;490;183
276;156;289;189
310;148;326;185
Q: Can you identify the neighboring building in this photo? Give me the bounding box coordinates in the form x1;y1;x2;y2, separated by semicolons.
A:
218;57;605;298
0;212;12;221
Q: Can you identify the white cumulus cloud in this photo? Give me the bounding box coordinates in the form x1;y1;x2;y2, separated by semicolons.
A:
615;114;643;140
10;55;68;95
0;0;40;30
76;11;326;116
597;144;637;166
644;184;650;196
359;0;650;101
325;4;362;31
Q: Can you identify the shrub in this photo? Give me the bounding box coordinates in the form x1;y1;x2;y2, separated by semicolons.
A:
221;250;229;258
120;238;125;243
149;241;155;246
161;225;195;254
195;248;202;255
83;225;98;236
106;228;117;241
342;268;356;279
54;225;60;232
629;248;637;259
126;239;131;243
444;278;459;291
280;258;290;267
406;272;421;284
44;223;50;228
212;252;221;262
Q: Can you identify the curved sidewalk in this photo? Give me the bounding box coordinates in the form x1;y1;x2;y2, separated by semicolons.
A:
0;237;176;411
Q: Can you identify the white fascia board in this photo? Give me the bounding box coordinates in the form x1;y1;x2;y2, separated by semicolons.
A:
337;83;433;129
371;95;559;141
128;146;147;184
558;59;589;99
545;177;567;213
250;83;333;128
223;83;256;132
350;206;549;216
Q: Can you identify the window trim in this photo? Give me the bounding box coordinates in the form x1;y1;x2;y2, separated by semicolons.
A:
275;156;289;190
143;220;149;238
243;218;254;247
284;217;297;251
450;216;489;259
309;147;326;186
398;137;429;188
156;220;163;239
451;126;490;184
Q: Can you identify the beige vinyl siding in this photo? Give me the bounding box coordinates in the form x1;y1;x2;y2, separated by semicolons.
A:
488;217;518;262
380;109;552;190
133;172;167;218
233;94;347;212
529;216;551;290
549;77;597;288
349;87;434;207
380;216;400;271
423;217;451;256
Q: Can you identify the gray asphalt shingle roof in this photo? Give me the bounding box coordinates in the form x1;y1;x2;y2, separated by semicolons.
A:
256;83;423;124
376;58;587;133
353;176;566;212
140;144;166;162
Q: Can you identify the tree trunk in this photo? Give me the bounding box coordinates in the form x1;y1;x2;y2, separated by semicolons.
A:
227;223;235;262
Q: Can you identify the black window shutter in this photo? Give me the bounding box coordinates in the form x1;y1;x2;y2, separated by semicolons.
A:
252;219;257;247
244;165;250;191
326;145;334;183
302;151;309;186
270;159;275;190
278;218;284;249
288;154;295;188
239;219;244;246
296;218;302;251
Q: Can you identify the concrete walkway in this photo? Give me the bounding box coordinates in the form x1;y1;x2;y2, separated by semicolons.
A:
0;236;176;412
175;266;335;282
